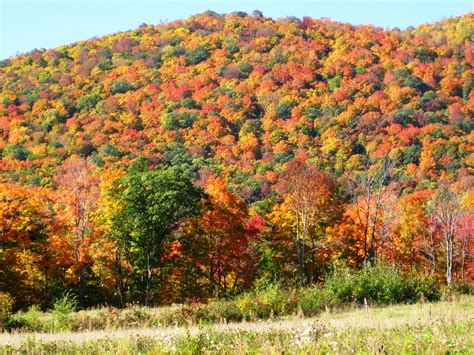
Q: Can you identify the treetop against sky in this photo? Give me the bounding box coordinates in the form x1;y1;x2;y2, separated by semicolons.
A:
1;0;472;58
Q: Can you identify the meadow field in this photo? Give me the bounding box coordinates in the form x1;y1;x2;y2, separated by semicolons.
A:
1;295;473;354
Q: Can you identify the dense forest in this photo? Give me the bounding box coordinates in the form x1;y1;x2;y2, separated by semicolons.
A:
0;11;473;309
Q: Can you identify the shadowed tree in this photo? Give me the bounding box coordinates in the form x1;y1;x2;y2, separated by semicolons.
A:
115;168;204;306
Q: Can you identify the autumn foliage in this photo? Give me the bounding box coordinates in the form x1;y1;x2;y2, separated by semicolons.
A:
0;11;473;308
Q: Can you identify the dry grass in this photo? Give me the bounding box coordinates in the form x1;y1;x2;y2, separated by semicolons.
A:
1;295;473;353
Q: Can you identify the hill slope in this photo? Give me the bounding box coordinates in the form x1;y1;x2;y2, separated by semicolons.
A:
0;12;472;197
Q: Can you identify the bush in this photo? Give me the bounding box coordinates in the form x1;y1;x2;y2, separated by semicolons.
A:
52;293;77;331
354;264;410;303
298;287;337;316
0;292;14;330
236;283;294;320
195;300;242;323
325;268;355;303
11;305;52;332
6;266;445;333
455;283;474;295
408;272;441;302
12;294;78;332
325;263;440;305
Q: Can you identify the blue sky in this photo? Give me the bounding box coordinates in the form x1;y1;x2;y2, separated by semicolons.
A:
1;0;472;59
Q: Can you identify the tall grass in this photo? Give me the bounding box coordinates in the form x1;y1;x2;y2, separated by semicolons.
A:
4;264;452;333
2;316;473;354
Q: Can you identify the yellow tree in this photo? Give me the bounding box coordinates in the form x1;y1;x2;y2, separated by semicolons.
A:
0;183;56;307
393;190;437;273
95;167;130;307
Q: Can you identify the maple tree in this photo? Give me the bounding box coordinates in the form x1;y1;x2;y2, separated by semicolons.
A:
0;183;56;307
275;157;339;285
51;155;100;307
349;156;397;264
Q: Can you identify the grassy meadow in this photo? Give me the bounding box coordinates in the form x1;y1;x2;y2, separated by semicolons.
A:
1;295;473;354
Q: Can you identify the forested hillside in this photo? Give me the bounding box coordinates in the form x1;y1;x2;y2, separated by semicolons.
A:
0;11;473;309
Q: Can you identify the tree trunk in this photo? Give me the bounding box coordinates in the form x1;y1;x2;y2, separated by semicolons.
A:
295;211;305;287
311;243;317;283
145;248;153;307
209;260;215;297
208;234;215;297
301;213;307;286
298;240;305;287
115;247;126;308
429;227;436;275
445;231;454;286
461;241;465;283
363;207;370;263
78;266;85;309
461;237;467;283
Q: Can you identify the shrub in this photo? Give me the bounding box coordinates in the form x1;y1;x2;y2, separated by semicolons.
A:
455;283;474;295
352;264;408;304
6;266;444;333
52;293;77;331
407;272;441;302
298;287;337;316
236;283;293;320
0;292;14;330
324;268;355;303
236;292;262;320
11;305;52;332
324;263;440;305
195;300;242;323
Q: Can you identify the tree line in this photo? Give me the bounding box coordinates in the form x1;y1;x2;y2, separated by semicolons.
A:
0;154;472;309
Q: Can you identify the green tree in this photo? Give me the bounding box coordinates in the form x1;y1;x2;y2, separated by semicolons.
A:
110;80;134;94
185;46;210;65
276;101;294;119
116;168;204;306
